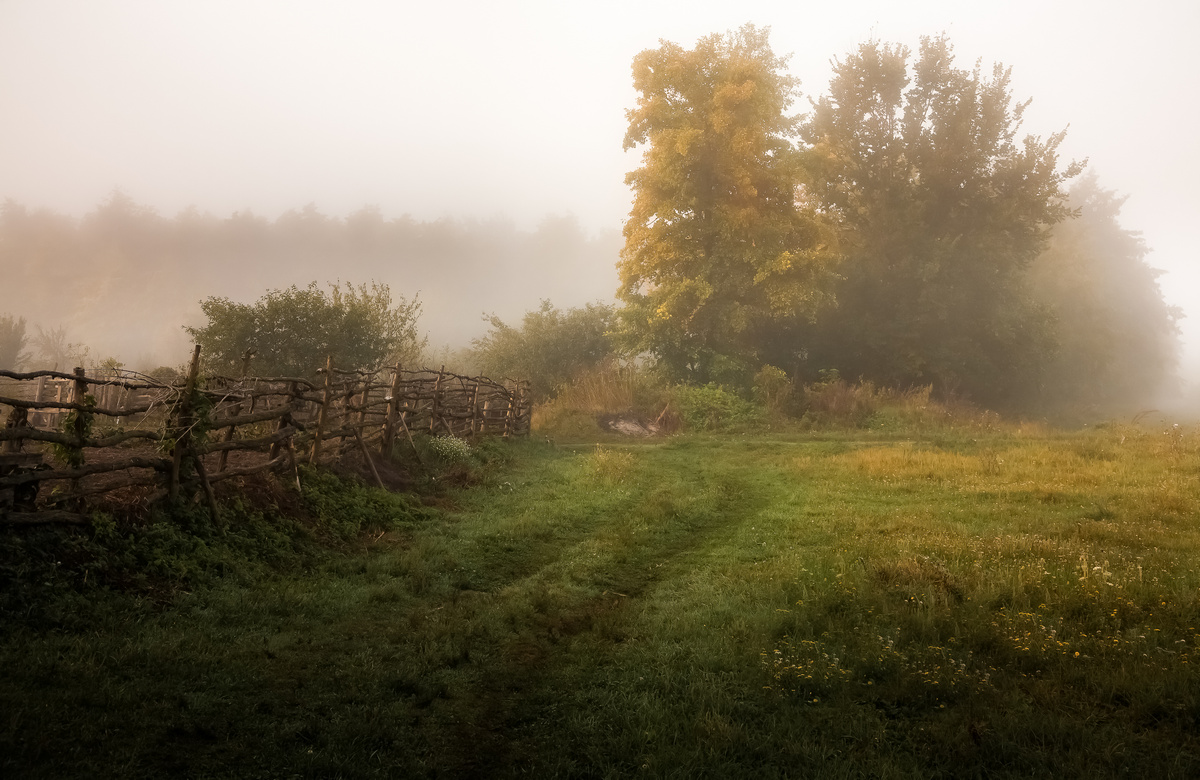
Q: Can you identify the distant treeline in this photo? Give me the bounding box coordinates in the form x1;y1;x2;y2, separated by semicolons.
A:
0;194;620;366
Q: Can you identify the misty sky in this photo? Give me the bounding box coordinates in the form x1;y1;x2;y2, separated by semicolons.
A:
2;0;1197;380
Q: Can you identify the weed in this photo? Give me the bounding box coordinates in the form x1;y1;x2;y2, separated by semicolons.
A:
428;434;473;464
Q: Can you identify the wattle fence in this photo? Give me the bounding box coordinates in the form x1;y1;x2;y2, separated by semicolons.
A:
0;346;531;524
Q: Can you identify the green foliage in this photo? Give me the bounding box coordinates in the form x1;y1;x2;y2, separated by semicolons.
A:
0;467;430;630
618;24;838;382
673;383;763;431
298;466;429;540
798;36;1082;409
185;281;426;377
471;300;615;400
0;313;29;371
751;364;793;412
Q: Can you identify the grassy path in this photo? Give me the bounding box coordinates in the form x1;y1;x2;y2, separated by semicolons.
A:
3;426;1200;777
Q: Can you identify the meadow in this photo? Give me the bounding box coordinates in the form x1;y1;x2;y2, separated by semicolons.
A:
2;415;1199;778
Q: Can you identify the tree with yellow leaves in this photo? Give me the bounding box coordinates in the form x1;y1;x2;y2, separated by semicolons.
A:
617;24;836;383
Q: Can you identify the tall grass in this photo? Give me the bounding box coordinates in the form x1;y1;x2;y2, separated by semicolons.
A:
532;360;672;435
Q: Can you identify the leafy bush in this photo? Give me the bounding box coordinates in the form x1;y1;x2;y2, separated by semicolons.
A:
752;364;794;412
673;384;763;431
186;281;426;377
471;300;616;400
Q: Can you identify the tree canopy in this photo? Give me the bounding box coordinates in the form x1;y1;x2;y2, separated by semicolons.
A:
798;36;1084;407
617;24;836;383
185;282;425;377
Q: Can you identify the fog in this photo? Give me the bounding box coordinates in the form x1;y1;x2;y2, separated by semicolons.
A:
1;1;1197;393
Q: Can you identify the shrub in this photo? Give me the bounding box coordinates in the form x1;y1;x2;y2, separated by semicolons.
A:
186;281;425;377
471;300;616;400
673;384;763;431
800;370;881;427
752;364;794;413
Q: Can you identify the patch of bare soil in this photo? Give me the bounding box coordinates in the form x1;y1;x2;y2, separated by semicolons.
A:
598;405;680;436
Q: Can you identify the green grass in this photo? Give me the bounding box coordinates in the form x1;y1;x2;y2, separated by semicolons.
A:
3;421;1200;777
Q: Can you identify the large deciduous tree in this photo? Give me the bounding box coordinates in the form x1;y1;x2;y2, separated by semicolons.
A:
800;36;1082;408
185;282;425;377
617;24;836;383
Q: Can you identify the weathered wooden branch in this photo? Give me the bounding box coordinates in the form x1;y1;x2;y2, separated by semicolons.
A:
42;473;163;504
195;426;298;454
0;396;159;416
0;427;162;447
208;452;291;483
0;510;89;525
0;369;169;390
209;404;294;429
0;455;173;487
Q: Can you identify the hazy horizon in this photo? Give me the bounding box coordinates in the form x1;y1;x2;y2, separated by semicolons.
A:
2;0;1197;392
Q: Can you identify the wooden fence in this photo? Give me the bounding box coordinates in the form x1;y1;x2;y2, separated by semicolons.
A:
0;346;531;525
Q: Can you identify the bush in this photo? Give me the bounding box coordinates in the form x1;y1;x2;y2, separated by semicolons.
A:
800;370;881;427
673;384;763;432
185;281;425;377
752;364;794;413
471;300;616;401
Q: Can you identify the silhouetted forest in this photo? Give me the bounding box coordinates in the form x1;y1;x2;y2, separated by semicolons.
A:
0;193;620;368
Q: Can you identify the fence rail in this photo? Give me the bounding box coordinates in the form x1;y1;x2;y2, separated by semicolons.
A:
0;347;531;524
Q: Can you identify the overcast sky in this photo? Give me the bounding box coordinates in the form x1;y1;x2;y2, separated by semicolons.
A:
2;0;1197;380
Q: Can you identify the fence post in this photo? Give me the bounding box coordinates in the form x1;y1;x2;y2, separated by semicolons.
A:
270;381;297;460
517;380;530;435
218;349;254;473
503;382;514;438
169;345;202;503
337;372;358;452
3;407;27;455
429;365;444;434
31;376;46;427
382;363;402;454
309;355;333;465
469;383;481;435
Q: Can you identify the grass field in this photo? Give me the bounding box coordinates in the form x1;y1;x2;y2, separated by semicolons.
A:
2;418;1199;777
